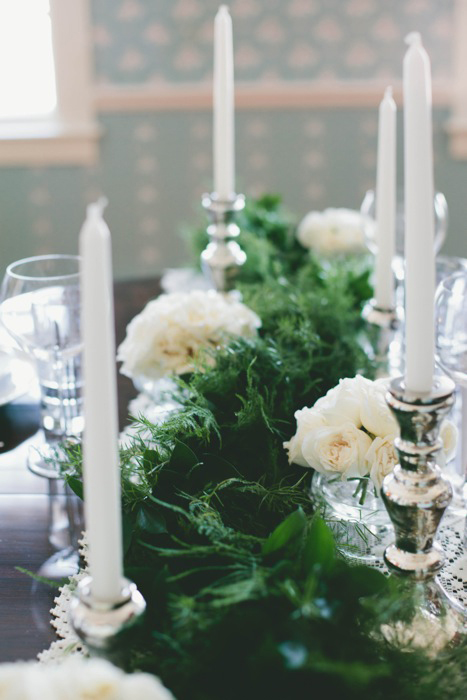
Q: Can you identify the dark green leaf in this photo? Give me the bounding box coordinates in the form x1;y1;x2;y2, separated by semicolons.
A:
302;516;336;574
66;475;83;500
142;448;160;467
169;440;200;472
346;565;388;597
136;505;167;535
262;508;307;556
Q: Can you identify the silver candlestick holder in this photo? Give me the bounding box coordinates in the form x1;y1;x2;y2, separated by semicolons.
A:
201;192;247;293
70;575;147;669
380;375;465;648
362;299;402;378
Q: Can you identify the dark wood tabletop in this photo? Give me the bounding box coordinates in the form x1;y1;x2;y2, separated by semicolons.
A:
0;277;161;663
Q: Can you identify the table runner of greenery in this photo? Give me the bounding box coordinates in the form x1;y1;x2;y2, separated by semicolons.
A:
65;196;466;700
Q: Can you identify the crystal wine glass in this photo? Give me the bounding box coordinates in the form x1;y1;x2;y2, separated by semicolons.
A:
360;189;448;306
0;254;83;576
360;190;449;377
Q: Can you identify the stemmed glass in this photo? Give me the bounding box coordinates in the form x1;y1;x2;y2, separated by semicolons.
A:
435;266;467;515
360;190;448;376
0;254;83;577
361;189;448;309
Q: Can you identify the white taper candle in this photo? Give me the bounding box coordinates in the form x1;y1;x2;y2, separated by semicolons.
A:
213;5;235;199
403;33;435;393
80;199;123;603
375;86;397;310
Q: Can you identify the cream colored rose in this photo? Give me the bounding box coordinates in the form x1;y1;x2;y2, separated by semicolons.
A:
440;419;458;464
283;407;327;467
365;434;398;490
301;421;372;478
117;289;261;379
0;658;174;700
285;376;459;486
296;208;367;255
314;375;372;427
360;378;398;437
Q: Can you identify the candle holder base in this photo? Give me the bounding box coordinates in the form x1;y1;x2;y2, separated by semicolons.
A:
362;299;402;377
378;577;466;653
201;192;246;293
70;575;146;669
379;375;466;649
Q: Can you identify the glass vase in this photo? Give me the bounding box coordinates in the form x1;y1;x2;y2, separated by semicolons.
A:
312;472;393;565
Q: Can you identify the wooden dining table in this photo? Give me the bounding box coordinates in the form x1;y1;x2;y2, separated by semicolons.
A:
0;277;161;663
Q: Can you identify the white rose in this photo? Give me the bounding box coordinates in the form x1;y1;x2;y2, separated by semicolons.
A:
122;672;175;700
0;658;174;700
301;421;372;478
117;289;261;379
296;208;366;255
314;375;372;427
365;419;457;492
360;378;398;437
283;407;327;467
440;419;458;464
365;434;398;491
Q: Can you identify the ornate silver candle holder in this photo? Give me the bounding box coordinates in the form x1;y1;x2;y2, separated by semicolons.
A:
381;375;465;647
201;192;246;293
362;299;402;378
70;575;146;668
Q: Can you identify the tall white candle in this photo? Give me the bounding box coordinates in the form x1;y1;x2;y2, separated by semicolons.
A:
375;86;396;310
80;199;123;603
213;5;235;199
403;33;435;394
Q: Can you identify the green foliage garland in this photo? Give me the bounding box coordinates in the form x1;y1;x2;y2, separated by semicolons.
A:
65;196;465;700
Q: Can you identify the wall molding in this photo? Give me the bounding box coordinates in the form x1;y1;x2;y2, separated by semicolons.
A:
0;122;101;166
94;79;454;113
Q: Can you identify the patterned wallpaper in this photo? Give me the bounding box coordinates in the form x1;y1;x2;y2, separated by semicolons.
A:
0;0;464;282
91;0;453;83
1;106;462;281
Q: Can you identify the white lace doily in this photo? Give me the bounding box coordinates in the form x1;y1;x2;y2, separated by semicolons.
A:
355;514;467;605
38;537;89;665
38;571;88;664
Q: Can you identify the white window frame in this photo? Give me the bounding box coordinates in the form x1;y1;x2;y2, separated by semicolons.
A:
0;0;100;166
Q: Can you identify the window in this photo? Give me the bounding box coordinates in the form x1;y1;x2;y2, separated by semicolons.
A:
0;0;56;120
0;0;99;166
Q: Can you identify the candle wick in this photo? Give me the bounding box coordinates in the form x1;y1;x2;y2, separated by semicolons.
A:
384;85;393;99
405;31;422;47
218;5;229;15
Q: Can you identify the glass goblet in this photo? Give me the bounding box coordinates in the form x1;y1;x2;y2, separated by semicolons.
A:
0;255;83;576
0;254;83;477
435;266;467;514
360;190;449;378
360;189;448;298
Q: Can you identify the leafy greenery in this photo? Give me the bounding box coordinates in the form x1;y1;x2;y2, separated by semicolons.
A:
64;195;466;699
